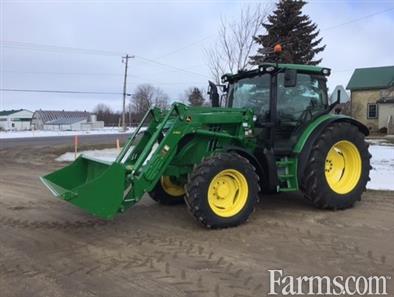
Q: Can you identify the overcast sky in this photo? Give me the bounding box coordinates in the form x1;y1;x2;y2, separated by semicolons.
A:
1;0;393;112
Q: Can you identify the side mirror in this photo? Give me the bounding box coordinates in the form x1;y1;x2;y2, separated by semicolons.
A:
208;81;220;107
284;69;297;88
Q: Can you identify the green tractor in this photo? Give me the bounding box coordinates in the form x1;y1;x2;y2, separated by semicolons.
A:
41;63;371;228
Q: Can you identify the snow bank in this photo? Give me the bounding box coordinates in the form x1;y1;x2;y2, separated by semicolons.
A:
55;143;394;191
368;144;394;191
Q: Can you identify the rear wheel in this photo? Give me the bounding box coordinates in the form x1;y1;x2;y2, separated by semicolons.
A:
149;176;185;205
301;122;371;209
185;153;260;228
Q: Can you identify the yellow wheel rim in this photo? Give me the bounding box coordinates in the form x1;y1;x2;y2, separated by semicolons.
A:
160;176;185;197
325;140;362;194
208;169;248;218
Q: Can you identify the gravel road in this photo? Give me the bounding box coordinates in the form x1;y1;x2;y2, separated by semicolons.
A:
0;144;393;296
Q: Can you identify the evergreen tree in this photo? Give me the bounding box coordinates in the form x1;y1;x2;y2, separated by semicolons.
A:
187;88;205;106
250;0;325;65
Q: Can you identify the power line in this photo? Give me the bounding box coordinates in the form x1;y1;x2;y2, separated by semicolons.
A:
0;40;124;57
135;55;209;78
3;70;205;86
128;82;204;86
153;34;214;60
269;6;394;50
322;7;394;31
0;88;124;95
3;70;124;77
1;41;209;79
3;6;392;82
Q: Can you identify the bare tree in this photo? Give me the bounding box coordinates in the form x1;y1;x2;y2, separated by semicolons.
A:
131;84;169;115
93;103;120;126
205;3;271;83
154;87;170;109
93;103;112;115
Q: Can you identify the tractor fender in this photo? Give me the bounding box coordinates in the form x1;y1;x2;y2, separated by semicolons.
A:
295;115;369;183
224;146;278;192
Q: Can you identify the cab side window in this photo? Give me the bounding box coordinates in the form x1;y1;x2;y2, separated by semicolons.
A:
228;74;271;121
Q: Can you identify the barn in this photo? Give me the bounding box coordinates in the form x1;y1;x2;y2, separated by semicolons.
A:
31;110;91;130
31;110;104;131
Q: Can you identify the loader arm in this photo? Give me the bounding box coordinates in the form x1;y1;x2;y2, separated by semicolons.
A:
41;103;255;219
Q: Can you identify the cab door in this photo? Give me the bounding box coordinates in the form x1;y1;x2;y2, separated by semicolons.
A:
274;72;329;153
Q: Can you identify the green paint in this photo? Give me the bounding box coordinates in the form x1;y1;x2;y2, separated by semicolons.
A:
276;157;298;191
41;156;126;219
292;113;349;153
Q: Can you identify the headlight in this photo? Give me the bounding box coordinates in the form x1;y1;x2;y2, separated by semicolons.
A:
265;66;276;73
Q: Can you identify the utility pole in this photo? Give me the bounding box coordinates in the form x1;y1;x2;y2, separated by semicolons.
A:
121;54;134;131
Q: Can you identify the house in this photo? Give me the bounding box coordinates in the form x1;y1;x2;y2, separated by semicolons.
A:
347;66;394;133
0;109;33;131
32;110;104;131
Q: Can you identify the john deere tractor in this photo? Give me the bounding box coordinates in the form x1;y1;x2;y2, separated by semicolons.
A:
42;63;371;228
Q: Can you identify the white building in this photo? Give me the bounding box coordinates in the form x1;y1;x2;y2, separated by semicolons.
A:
0;109;33;131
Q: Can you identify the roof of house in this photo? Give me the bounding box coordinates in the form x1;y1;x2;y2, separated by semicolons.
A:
0;109;24;116
45;117;87;125
32;110;91;124
346;66;394;90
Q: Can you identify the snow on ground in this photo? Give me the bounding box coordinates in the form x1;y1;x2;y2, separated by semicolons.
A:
0;127;132;139
368;144;394;191
56;141;394;191
56;148;120;163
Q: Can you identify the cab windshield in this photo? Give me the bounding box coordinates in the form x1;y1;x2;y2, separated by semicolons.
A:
227;74;270;118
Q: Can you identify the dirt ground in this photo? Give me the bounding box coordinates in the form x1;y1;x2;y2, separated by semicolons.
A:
0;144;393;297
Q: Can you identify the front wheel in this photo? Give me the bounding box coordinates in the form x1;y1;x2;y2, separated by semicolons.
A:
185;153;260;229
301;122;371;209
149;176;185;205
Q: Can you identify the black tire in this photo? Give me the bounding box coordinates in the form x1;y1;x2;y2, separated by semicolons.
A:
301;122;371;209
185;152;260;229
149;176;185;205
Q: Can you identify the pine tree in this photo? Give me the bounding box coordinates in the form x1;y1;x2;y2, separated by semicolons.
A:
250;0;325;65
187;88;205;106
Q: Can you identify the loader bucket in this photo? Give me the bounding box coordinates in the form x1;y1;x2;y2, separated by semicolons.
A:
41;156;127;219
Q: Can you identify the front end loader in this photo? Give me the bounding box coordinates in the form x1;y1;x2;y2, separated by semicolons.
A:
42;63;371;228
42;104;256;220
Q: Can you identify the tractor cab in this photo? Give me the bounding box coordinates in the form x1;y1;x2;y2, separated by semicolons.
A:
220;64;331;153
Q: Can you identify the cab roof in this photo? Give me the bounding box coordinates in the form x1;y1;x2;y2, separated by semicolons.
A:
222;63;330;82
